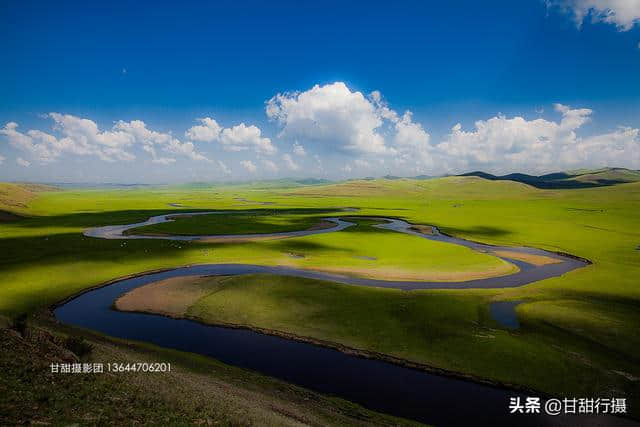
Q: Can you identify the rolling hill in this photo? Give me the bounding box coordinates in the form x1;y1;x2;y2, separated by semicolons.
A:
460;167;640;189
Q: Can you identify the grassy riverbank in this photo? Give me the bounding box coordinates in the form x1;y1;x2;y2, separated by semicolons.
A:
115;273;640;411
0;213;514;318
0;314;416;426
1;177;639;419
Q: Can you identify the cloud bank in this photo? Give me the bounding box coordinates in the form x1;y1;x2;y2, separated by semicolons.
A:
266;82;639;176
436;104;639;174
0;114;212;165
1;82;639;178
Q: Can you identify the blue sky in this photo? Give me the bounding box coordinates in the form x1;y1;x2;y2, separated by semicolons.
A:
1;0;639;183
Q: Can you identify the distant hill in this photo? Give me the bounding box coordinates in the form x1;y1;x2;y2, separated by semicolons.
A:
381;174;434;180
178;178;334;190
0;182;58;217
460;168;640;189
294;178;333;186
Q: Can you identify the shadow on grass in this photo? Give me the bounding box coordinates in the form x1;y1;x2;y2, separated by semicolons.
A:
268;239;355;254
0;232;191;270
0;207;355;269
0;231;357;285
4;207;345;230
339;217;395;233
439;225;512;238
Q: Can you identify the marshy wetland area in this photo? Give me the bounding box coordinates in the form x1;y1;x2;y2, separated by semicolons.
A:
1;175;640;425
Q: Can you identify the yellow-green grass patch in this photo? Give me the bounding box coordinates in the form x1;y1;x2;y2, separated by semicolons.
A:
114;275;225;316
491;250;562;266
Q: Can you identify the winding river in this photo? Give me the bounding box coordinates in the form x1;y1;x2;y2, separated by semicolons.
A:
82;213;588;290
53;212;631;426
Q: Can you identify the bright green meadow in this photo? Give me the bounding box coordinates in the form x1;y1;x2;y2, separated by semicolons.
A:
1;177;639;416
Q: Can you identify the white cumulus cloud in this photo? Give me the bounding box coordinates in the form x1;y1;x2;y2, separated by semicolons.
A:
49;113;136;161
435;104;639;174
292;141;306;156
114;119;209;162
0;114;214;166
282;153;299;171
2;92;638;180
163;138;208;162
266;82;438;171
185;118;276;155
219;123;276;154
184;117;222;142
142;145;176;164
240;159;257;173
0;122;61;163
549;0;640;30
16;157;31;167
267;82;389;154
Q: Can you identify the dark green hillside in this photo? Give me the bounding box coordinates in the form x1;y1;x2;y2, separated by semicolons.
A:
461;167;640;188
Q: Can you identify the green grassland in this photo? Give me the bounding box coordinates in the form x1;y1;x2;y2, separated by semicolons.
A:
117;273;640;411
569;167;640;185
148;217;514;281
129;214;512;279
1;176;640;419
0;182;57;216
263;218;515;280
125;209;338;235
